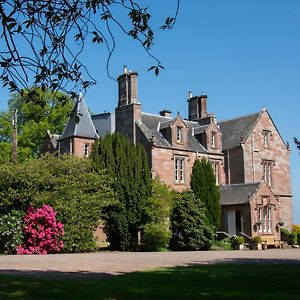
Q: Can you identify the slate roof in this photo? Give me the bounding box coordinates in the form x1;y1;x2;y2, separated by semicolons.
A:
220;182;260;205
218;112;260;150
46;130;60;149
60;94;98;140
139;113;208;153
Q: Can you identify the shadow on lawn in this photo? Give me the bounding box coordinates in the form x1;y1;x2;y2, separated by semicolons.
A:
0;269;114;280
187;257;300;266
1;260;300;300
0;257;300;281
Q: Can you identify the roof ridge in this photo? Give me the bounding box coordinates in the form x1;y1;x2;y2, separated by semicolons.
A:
141;112;173;119
219;111;260;124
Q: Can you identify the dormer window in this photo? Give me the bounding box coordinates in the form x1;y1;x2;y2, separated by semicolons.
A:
211;132;217;148
176;126;182;143
263;130;271;148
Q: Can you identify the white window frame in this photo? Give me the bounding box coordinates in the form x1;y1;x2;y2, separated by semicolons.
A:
258;208;262;232
263;160;273;186
258;206;272;234
174;157;185;183
176;127;182;143
211;132;216;148
267;207;272;233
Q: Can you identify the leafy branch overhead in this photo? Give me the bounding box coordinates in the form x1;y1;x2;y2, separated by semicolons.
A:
0;0;179;97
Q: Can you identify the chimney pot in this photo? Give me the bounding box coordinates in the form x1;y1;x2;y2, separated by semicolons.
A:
159;110;172;118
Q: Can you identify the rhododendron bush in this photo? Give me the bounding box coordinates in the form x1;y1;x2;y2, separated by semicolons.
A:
17;204;64;255
0;155;115;253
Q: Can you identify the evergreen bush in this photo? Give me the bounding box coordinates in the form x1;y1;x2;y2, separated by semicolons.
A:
142;178;173;251
253;236;262;244
232;236;244;245
170;191;215;251
142;222;171;251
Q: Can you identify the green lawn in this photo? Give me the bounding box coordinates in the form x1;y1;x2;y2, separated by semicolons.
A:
0;264;300;299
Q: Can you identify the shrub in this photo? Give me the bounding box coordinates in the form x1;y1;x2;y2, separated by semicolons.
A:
292;224;300;233
252;236;262;244
170;191;215;251
290;232;298;245
210;238;233;251
142;178;173;251
232;236;244;245
281;228;298;245
297;233;300;245
17;204;64;255
0;210;24;254
142;222;171;251
0;155;115;253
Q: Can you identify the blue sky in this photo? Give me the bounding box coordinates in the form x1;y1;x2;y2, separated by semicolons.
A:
0;0;299;223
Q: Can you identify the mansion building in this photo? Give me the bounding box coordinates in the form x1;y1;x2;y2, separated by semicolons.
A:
46;68;293;241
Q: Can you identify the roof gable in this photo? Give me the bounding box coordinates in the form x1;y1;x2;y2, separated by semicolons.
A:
219;112;260;150
60;94;98;140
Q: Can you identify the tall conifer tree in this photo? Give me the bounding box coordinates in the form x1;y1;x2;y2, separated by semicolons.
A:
92;133;151;250
190;158;221;229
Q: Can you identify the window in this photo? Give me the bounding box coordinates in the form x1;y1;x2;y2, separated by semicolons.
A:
211;132;216;148
84;144;89;157
258;208;262;232
212;161;219;185
263;130;271;148
174;157;185;183
258;206;272;233
176;127;182;143
262;160;273;185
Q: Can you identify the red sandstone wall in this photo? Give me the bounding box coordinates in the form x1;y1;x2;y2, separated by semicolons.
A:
151;147;224;192
242;110;292;229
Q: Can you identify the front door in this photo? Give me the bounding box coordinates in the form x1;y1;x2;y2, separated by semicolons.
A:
227;210;236;235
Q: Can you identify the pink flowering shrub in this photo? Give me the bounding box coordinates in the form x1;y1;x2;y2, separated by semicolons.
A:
17;204;64;255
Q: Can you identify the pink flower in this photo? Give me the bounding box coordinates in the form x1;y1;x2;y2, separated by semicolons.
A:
18;204;64;255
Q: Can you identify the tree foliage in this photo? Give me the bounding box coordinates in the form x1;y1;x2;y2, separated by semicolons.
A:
92;133;151;251
170;191;215;251
0;87;74;162
142;178;173;251
0;154;115;253
190;158;221;229
294;138;300;154
0;0;179;96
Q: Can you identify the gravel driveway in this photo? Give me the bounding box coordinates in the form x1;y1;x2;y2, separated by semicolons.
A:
0;249;300;280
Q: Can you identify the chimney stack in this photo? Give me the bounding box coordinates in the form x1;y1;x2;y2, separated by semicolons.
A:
187;93;208;121
159;110;172;118
117;68;139;107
